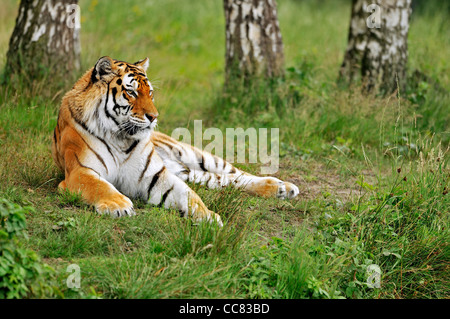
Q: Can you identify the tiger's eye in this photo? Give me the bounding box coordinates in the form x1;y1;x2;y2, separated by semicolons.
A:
127;90;137;98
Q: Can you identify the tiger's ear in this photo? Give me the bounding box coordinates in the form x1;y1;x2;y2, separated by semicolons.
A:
134;57;149;71
91;56;115;83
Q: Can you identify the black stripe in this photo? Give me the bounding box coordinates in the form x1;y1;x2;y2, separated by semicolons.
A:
199;154;207;171
91;68;97;83
53;130;57;145
180;168;190;176
111;86;131;116
97;136;116;164
69;106;90;132
74;153;101;177
68;107;117;164
77;134;109;174
111;87;119;116
159;186;173;207
104;83;120;126
205;174;212;187
147;167;166;200
153;138;184;160
153;138;174;150
82;80;93;92
94;101;100;120
139;148;154;182
125;140;139;154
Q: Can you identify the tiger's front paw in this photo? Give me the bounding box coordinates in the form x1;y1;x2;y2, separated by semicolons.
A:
276;181;300;199
192;208;223;227
188;193;223;227
248;177;299;200
95;194;135;218
284;182;299;199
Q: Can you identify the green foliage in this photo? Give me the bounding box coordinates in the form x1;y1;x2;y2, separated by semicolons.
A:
57;189;86;208
0;198;55;298
308;142;449;298
245;236;314;298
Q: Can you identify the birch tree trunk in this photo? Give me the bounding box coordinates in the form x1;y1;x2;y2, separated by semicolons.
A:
339;0;412;95
224;0;284;83
6;0;81;80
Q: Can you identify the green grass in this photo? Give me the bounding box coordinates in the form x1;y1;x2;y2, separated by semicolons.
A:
0;0;448;299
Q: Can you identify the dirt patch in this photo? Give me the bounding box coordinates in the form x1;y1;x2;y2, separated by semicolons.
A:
278;159;379;203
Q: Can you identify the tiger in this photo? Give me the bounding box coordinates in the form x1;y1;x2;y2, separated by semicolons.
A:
52;56;300;227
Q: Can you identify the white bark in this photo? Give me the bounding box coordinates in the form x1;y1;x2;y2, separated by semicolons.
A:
224;0;284;80
340;0;412;94
7;0;81;77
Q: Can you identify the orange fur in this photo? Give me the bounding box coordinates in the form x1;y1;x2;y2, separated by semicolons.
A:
52;58;154;215
52;56;299;224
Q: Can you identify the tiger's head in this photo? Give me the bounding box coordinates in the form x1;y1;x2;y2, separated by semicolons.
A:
88;56;158;139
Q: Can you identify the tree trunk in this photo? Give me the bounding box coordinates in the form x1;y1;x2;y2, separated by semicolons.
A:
224;0;284;83
339;0;412;95
6;0;81;80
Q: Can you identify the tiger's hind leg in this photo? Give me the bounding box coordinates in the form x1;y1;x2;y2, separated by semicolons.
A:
177;169;299;199
144;165;223;227
151;131;300;199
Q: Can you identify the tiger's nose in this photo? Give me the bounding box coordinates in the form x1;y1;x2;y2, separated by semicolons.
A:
145;113;158;123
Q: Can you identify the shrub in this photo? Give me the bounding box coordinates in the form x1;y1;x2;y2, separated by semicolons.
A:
0;198;55;298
